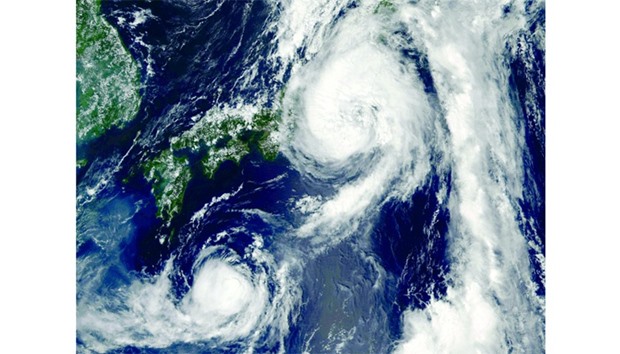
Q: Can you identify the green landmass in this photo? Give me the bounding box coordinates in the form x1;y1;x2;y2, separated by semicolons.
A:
374;0;396;14
76;0;141;142
143;108;281;225
77;158;88;169
76;0;281;229
171;108;281;177
142;150;191;225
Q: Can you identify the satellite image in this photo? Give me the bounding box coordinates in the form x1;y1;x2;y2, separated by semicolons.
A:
76;0;545;352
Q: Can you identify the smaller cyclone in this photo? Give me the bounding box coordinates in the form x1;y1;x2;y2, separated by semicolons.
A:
187;261;252;318
76;240;283;352
180;248;269;340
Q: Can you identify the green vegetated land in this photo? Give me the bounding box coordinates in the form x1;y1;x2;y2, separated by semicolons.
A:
142;150;191;224
142;108;281;226
76;0;281;227
76;0;141;143
374;0;396;14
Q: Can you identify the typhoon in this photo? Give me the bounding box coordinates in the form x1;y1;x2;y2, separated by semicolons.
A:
76;0;545;352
